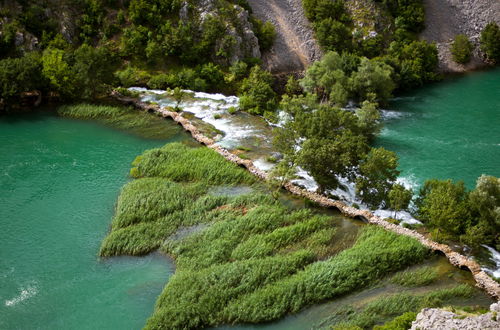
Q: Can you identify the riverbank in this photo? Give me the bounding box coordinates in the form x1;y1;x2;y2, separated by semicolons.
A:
111;90;500;300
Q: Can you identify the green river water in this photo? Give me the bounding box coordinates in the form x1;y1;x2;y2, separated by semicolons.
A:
1;69;498;329
377;68;500;189
0;113;185;329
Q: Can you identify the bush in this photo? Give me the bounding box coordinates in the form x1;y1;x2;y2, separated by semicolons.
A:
314;18;352;52
480;22;500;62
451;34;473;64
252;18;276;52
115;66;151;87
239;66;277;115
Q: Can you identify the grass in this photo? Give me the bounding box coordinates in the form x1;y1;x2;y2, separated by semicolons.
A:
99;142;433;329
390;266;439;287
57;103;183;139
130;142;256;185
327;284;475;329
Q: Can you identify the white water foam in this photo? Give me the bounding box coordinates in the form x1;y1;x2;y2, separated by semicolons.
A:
253;158;275;171
5;284;38;307
482;245;500;278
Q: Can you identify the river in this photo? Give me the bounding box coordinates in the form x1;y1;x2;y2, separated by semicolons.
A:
0;112;184;329
1;68;498;329
377;68;500;189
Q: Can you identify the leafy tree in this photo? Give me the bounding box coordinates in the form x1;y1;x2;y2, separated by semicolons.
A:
298;132;367;191
480;22;500;62
314;18;352;52
172;87;186;111
73;44;117;99
350;58;395;104
356;147;400;208
300;51;347;101
468;175;500;247
451;34;473;64
303;0;349;23
239;66;277;115
389;184;413;219
356;99;381;141
387;40;439;90
273;96;369;191
0;53;46;108
41;48;76;98
416;179;471;236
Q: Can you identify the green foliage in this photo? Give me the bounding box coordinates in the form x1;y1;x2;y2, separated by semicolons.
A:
480;22;500;62
73;44;117;98
41;48;77;98
284;75;303;96
356;147;400;208
239;66;277;115
416;179;471;235
387;40;439;90
451;34;474;64
356;100;381;141
327;285;474;329
130;142;255;185
390;266;439;287
300;51;395;105
350;58;395;104
273;94;370;191
0;52;46;106
115;66;151;87
252;18;276;52
314;19;352;52
389;184;413;217
373;312;417;330
56;103;182;139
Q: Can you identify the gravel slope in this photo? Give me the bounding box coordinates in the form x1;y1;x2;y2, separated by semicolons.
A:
247;0;322;74
421;0;500;72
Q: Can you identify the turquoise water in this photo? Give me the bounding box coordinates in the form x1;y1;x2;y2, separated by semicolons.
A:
377;68;500;189
0;112;185;329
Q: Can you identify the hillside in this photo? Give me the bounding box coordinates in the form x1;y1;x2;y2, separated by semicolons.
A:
247;0;322;74
421;0;500;72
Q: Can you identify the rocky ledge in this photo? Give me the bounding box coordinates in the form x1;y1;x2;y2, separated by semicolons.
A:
411;302;500;330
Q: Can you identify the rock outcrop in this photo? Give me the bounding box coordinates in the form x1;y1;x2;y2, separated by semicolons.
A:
246;0;322;74
411;302;500;330
421;0;500;72
112;89;500;301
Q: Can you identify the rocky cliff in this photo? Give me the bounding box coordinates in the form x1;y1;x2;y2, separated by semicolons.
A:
421;0;500;72
246;0;322;74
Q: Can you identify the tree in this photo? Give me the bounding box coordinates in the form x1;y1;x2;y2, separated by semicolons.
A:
298;132;368;191
468;175;500;247
480;22;500;62
350;58;395;104
388;184;413;219
314;18;352;52
73;44;117;99
41;48;76;98
451;34;473;64
284;75;303;96
356;99;381;141
300;51;347;101
171;87;186;111
356;147;400;208
416;179;471;235
239;66;277;115
0;53;46;107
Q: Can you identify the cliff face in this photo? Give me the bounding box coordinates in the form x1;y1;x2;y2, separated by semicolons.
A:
246;0;322;74
421;0;500;72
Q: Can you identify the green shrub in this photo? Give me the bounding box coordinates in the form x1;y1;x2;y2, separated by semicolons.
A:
373;312;417;330
480;22;500;62
451;34;474;64
239;66;277;115
115;66;151;87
